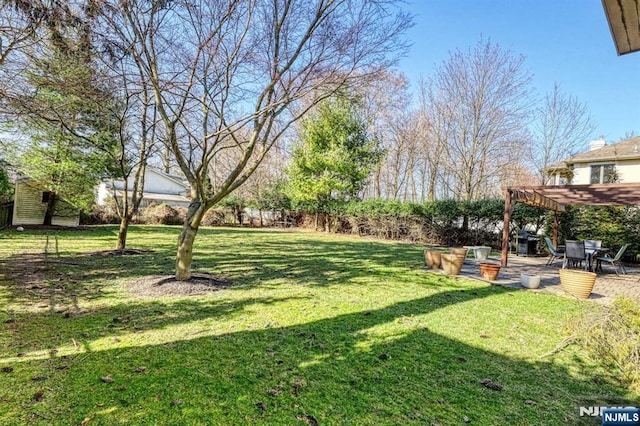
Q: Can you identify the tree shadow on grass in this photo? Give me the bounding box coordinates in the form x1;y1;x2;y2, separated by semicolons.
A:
188;230;429;288
0;293;312;363
0;285;637;425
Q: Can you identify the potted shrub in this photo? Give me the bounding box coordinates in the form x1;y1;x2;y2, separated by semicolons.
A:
478;262;501;281
559;269;597;299
424;250;442;270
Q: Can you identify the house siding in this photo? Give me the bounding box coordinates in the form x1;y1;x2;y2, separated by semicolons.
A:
617;159;640;183
111;171;186;195
572;160;640;185
98;169;190;208
12;181;79;227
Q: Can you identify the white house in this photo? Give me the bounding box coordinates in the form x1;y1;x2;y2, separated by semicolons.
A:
545;136;640;186
12;177;80;227
96;167;191;208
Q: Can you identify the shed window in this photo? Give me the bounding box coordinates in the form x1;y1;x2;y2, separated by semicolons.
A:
42;191;51;203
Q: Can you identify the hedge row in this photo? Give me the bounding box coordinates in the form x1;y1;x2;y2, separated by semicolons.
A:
84;199;640;260
292;198;546;248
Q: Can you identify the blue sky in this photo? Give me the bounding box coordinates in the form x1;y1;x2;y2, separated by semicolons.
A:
398;0;640;146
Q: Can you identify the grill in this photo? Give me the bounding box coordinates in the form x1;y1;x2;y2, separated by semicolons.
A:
516;230;539;256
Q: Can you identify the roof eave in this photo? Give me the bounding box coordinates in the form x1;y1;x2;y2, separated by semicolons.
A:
602;0;640;55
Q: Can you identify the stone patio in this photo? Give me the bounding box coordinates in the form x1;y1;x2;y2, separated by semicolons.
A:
451;254;640;305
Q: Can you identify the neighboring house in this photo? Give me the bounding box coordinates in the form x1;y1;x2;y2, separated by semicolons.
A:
545;136;640;186
12;177;80;227
96;167;191;209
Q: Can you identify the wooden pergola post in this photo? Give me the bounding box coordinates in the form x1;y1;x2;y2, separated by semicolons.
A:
501;189;512;267
553;210;559;248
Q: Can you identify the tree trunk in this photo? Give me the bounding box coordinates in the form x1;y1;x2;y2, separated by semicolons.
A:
175;201;206;281
116;215;130;250
237;207;243;225
462;214;469;231
43;192;57;226
162;145;171;174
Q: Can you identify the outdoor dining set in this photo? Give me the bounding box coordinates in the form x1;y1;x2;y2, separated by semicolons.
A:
544;236;630;275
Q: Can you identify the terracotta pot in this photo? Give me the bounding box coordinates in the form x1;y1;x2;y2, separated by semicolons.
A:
478;262;501;281
424;250;442;270
559;269;597;299
441;254;465;275
449;247;469;258
520;273;541;289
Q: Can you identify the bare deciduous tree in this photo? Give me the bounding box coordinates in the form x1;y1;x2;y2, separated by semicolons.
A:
97;0;411;280
416;77;449;201
0;2;39;66
531;82;596;184
0;1;58;133
358;70;416;201
427;39;534;201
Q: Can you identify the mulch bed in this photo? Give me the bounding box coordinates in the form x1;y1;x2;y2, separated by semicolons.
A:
86;249;152;257
126;274;232;297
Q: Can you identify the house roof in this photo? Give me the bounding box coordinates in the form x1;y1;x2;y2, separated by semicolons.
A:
146;167;189;189
602;0;640;55
545;136;640;172
568;136;640;163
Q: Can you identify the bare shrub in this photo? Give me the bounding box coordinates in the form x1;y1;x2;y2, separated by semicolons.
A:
82;205;120;225
201;208;231;226
140;204;184;225
567;297;640;392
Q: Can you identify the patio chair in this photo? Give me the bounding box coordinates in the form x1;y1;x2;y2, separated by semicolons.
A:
563;240;587;270
595;243;630;275
544;236;564;266
584;240;602;253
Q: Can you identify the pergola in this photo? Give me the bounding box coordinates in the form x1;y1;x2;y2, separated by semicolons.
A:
500;183;640;266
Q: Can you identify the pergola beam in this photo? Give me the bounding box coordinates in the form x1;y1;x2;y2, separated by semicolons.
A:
510;188;565;212
510;183;640;206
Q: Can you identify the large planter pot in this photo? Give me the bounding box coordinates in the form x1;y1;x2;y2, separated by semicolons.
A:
441;254;465;276
520;273;541;289
424;250;442;270
449;247;469;258
478;262;501;281
474;246;491;261
559;269;597;299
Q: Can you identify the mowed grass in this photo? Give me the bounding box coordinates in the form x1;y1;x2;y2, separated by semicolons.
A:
0;226;637;425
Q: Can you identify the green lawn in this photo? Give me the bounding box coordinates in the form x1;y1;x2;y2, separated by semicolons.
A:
0;225;637;425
